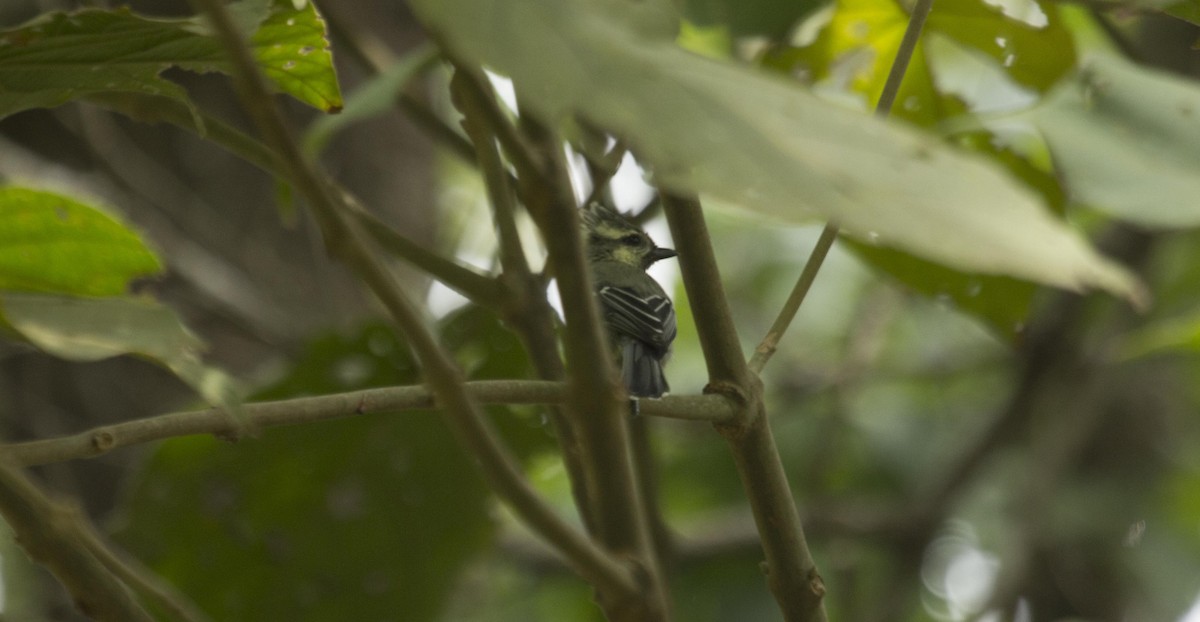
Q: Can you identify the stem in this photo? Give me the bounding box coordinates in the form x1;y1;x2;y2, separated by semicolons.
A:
0;464;155;622
746;0;936;374
516;111;670;619
661;194;826;622
748;224;839;373
452;68;599;533
188;0;637;599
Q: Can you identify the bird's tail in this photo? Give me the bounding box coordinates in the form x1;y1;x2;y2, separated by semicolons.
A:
622;340;669;398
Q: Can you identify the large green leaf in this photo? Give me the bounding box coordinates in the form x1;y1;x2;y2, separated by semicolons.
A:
0;293;242;412
114;310;550;621
410;0;1139;302
0;0;341;119
0;187;162;296
1013;54;1200;229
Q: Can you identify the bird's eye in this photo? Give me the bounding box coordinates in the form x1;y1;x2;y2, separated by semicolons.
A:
620;234;642;245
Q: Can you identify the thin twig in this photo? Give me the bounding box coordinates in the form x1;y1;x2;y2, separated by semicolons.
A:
188;0;638;600
748;224;839;373
0;464;155;622
89;93;504;307
79;524;213;622
747;0;936;376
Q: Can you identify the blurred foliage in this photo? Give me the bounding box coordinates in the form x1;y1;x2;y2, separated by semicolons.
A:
112;307;555;621
3;0;1200;620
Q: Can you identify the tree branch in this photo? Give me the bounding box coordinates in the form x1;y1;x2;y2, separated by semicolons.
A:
661;194;826;622
0;463;155;622
451;69;601;534
187;0;638;600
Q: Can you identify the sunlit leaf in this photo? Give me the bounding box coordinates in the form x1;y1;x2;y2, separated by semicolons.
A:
1013;54;1200;229
0;187;161;296
929;0;1075;91
411;0;1140;302
0;0;341;119
0;293;241;412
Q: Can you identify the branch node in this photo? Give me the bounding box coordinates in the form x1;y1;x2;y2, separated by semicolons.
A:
90;430;116;454
808;569;827;598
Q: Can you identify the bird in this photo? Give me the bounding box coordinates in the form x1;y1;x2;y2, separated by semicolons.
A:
581;202;677;399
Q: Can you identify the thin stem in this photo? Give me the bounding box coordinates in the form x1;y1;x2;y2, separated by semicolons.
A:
89;93;503;308
0;381;566;467
188;0;637;600
747;0;935;374
748;224;839;373
876;0;936;118
79;524;213;622
0;464;155;622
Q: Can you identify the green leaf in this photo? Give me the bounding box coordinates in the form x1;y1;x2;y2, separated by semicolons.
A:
0;187;161;296
0;0;342;119
411;0;1141;302
928;0;1076;91
683;0;822;39
845;134;1065;339
0;293;241;412
1013;54;1200;229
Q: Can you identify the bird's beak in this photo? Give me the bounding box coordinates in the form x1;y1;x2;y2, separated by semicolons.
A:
648;247;678;264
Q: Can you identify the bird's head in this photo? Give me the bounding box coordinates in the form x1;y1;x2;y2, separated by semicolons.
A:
581;203;676;270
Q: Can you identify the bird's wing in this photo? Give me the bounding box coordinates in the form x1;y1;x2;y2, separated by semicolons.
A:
597;285;676;353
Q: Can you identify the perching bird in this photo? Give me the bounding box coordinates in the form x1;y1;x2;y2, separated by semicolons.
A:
582;202;677;398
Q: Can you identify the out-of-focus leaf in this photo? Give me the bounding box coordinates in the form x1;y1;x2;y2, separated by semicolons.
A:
0;187;161;296
1013;54;1200;229
846;134;1065;339
410;0;1140;302
115;310;552;621
0;0;341;119
928;0;1076;91
1115;306;1200;360
683;0;822;39
304;43;436;155
0;293;242;411
762;0;968;126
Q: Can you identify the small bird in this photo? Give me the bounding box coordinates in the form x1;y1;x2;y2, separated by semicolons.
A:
582;202;677;398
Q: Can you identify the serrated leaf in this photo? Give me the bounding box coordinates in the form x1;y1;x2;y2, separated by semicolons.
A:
0;187;161;296
0;0;341;119
1014;54;1200;229
0;293;241;413
411;0;1141;302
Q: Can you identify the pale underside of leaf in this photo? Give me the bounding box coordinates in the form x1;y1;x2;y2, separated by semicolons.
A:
1021;55;1200;229
410;0;1141;304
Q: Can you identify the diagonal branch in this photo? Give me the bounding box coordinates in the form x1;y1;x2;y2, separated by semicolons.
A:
0;463;155;622
662;194;826;622
187;0;637;600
